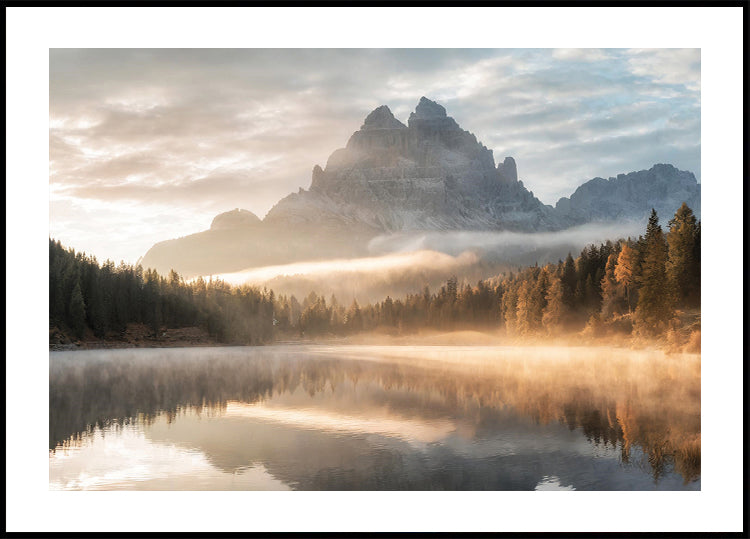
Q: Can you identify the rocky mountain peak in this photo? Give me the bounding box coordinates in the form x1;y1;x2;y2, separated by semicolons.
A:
497;156;518;183
411;96;447;120
361;105;406;130
555;163;700;223
263;96;560;233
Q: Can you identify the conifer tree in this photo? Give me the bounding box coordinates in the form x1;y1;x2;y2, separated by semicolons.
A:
529;269;549;329
515;280;533;336
446;275;458;302
634;209;673;334
542;274;566;335
561;253;578;307
601;252;626;319
501;280;519;334
614;241;638;313
69;279;86;339
583;274;598;314
561;253;577;308
666;202;700;308
345;299;363;333
693;220;701;300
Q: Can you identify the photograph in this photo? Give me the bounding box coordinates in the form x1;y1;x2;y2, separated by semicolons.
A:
4;5;744;535
48;47;702;492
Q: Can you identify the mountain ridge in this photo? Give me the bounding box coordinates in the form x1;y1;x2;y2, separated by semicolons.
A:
140;97;700;277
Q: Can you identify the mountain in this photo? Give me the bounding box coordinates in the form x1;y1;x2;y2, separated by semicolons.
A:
210;208;262;230
264;97;562;233
139;97;700;278
555;163;701;224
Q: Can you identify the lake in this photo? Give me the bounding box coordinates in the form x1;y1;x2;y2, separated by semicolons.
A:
49;344;700;490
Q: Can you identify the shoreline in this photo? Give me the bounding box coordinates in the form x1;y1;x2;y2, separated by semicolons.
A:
49;323;223;351
49;328;699;355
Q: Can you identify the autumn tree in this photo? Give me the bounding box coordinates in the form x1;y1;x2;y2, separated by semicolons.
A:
531;269;549;324
614;241;638;313
542;273;566;335
515;280;534;336
501;279;519;334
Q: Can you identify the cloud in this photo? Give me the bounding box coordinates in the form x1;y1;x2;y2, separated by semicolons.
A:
551;48;613;62
367;221;647;258
210;250;479;286
625;48;700;91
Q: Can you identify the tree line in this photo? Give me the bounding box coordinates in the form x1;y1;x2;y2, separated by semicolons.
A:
50;240;274;344
50;202;699;345
281;202;700;340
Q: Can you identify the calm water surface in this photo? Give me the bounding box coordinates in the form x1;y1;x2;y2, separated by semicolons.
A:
49;345;700;490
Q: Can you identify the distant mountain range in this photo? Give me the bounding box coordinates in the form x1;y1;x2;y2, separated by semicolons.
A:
140;97;700;278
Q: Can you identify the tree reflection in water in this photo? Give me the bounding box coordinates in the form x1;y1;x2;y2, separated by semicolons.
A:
50;345;700;484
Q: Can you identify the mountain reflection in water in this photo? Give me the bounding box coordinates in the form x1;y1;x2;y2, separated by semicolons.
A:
49;345;700;490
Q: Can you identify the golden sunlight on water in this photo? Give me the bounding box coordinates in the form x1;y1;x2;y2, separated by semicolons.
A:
49;345;700;490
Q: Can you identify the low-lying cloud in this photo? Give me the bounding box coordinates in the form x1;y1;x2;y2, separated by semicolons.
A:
203;221;647;304
201;250;480;304
367;220;647;258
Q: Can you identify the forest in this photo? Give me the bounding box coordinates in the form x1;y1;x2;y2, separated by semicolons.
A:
49;203;700;349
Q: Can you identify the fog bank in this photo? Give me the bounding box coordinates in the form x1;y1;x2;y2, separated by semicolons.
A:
203;220;646;303
367;220;646;257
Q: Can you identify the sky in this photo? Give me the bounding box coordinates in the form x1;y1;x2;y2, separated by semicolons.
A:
49;48;701;264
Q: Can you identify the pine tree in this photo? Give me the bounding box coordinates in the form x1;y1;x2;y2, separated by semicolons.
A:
561;253;577;309
601;252;626;319
446;275;458;302
69;279;86;339
542;274;566;335
634;209;673;335
502;280;519;334
693;220;701;302
583;274;598;314
382;296;395;326
529;269;549;329
345;299;363;334
666;202;700;308
50;260;66;325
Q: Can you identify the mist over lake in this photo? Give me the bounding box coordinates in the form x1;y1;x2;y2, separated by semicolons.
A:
50;345;700;491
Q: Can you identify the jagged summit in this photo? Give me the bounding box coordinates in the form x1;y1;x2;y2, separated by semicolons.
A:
497;157;518;183
361;105;406;130
266;96;557;232
410;96;447;120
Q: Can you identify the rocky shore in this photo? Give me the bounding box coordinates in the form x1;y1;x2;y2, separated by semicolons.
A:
49;323;220;351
